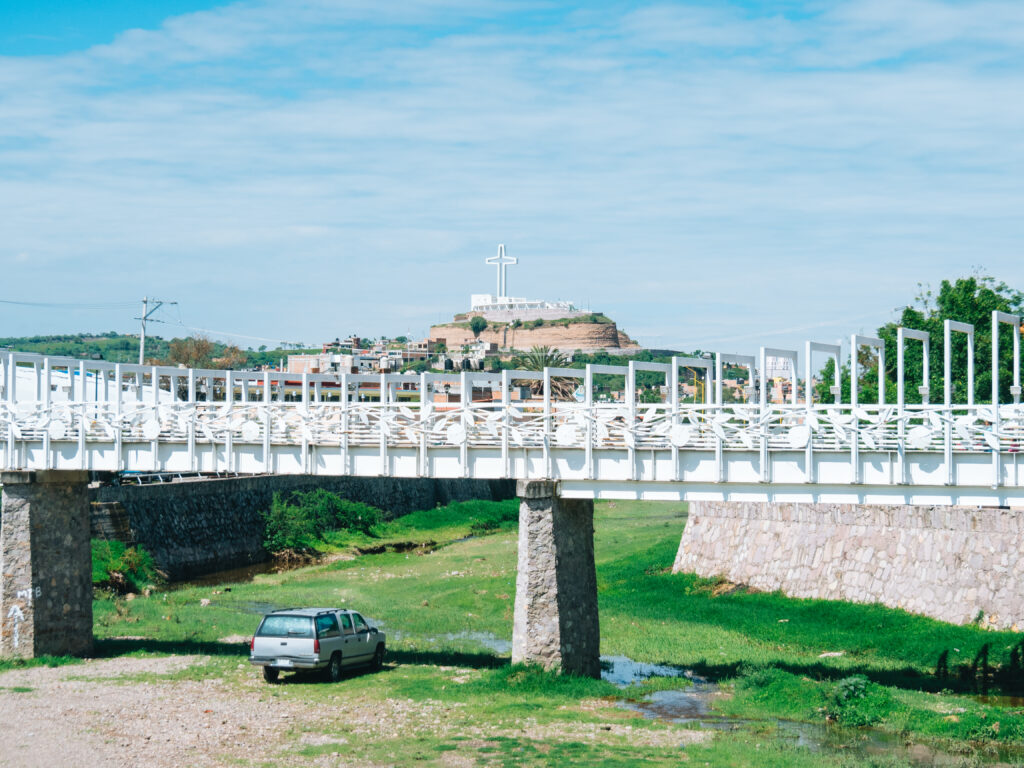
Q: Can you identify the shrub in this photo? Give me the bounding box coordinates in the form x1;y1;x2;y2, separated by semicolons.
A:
292;489;380;535
260;492;320;552
91;540;162;593
467;502;519;533
824;675;895;726
260;490;383;552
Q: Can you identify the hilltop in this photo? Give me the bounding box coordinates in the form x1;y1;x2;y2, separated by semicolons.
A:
430;312;641;354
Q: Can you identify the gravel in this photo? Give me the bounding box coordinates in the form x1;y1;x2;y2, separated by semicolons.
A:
0;655;327;768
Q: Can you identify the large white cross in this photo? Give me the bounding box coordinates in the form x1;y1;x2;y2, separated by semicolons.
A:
485;244;517;298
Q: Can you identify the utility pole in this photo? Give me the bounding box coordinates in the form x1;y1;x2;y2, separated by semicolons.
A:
136;297;177;364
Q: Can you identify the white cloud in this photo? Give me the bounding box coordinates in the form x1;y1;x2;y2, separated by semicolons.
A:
0;1;1022;351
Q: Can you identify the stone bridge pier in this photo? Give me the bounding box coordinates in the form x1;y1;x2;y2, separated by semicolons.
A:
1;471;93;658
512;480;600;677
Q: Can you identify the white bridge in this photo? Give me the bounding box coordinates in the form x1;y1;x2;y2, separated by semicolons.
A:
2;313;1023;506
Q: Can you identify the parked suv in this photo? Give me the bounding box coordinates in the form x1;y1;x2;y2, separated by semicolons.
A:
250;607;386;683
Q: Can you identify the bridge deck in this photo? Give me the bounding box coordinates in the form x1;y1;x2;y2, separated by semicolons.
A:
2;343;1023;505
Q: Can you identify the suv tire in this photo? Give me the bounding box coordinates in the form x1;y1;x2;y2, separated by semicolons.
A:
325;652;343;683
263;666;279;683
373;644;386;671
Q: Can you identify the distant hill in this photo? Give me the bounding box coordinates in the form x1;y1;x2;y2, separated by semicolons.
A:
0;332;316;369
430;312;641;354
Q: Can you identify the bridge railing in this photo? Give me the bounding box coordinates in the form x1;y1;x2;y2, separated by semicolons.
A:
3;308;1024;481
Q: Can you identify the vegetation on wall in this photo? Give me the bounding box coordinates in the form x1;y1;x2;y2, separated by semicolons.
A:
260;490;383;552
91;540;163;593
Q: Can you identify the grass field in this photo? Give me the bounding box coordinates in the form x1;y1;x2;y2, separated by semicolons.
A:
78;499;1024;766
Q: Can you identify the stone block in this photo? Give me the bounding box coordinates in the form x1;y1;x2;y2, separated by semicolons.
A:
1;471;92;658
512;491;599;678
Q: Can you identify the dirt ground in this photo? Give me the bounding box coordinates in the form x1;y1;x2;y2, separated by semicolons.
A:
0;654;711;767
0;655;328;768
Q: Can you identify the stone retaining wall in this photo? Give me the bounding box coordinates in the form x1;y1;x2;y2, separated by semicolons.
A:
90;475;515;581
673;501;1024;630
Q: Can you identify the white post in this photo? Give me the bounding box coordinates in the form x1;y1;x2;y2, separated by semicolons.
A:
115;363;124;471
340;372;349;475
585;364;594;480
42;358;52;470
670;357;680;482
850;335;860;484
990;311;1021;487
626;361;637;481
378;372;388;477
188;368;197;471
4;353;13;469
501;369;511;478
79;361;88;470
543;366;552;479
758;348;769;483
419;372;429;477
460;370;469;478
226;370;234;473
302;372;310;475
714;353;724;483
263;371;272;474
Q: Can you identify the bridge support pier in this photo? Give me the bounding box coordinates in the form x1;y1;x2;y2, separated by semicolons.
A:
1;471;93;658
512;480;599;677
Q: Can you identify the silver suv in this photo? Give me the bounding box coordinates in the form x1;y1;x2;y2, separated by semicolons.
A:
249;607;386;683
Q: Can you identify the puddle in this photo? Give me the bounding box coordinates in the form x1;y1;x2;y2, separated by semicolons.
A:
973;695;1024;709
168;559;308;590
443;631;511;654
610;655;1024;767
600;654;690;686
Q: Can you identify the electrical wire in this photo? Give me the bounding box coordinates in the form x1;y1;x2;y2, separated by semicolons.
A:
0;299;138;309
145;317;300;346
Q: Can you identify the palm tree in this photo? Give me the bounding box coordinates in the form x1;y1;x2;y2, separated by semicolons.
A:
510;346;577;400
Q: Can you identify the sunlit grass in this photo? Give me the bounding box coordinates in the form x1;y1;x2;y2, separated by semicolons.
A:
89;497;1024;764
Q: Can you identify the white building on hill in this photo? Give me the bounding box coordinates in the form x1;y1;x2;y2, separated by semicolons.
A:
470;245;581;320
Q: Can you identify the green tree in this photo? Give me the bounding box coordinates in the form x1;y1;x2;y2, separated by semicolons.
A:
166;335;215;368
814;276;1024;405
511;346;575;400
469;316;488;338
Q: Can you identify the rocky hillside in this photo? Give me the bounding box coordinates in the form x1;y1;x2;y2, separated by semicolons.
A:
430;317;640;352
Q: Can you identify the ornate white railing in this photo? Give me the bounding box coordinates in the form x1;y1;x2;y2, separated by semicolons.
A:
1;310;1022;504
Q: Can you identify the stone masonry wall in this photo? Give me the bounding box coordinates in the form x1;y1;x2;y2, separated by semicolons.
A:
91;475;515;581
1;471;93;657
512;480;599;677
674;501;1024;630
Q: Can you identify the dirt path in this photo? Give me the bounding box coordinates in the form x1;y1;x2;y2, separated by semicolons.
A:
0;656;325;768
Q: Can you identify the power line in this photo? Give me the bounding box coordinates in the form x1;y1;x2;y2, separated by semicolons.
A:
145;317;300;346
0;298;137;309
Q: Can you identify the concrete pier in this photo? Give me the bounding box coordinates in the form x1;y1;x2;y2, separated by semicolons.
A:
512;480;599;677
1;471;93;658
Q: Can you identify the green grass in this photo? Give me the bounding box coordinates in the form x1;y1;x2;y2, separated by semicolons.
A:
0;655;80;674
91;539;163;592
87;498;1024;766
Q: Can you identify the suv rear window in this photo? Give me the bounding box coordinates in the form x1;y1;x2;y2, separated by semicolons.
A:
257;615;314;638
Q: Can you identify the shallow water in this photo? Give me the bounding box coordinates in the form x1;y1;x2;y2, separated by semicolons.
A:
599;654;691;686
168;559;298;590
612;658;1024;767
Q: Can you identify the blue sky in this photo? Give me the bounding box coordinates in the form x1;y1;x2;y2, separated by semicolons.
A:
1;0;1022;352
